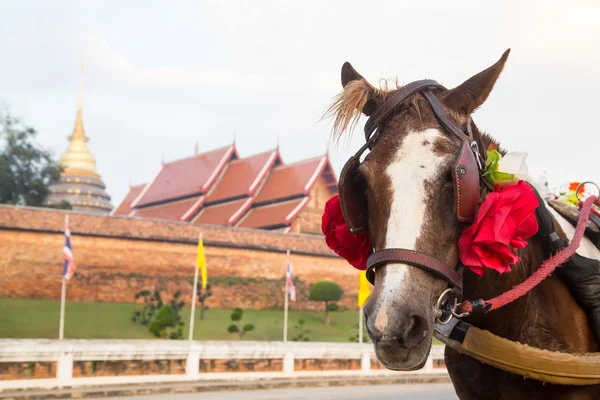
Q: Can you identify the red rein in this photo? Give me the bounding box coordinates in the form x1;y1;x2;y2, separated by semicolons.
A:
580;201;600;218
459;194;599;315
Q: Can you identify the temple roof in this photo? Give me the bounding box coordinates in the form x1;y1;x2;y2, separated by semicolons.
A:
113;144;337;231
236;198;308;229
131;145;237;208
110;184;145;216
193;198;252;226
131;196;204;221
204;149;281;204
254;156;330;205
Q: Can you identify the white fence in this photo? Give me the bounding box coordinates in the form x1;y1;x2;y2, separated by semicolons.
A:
0;339;447;391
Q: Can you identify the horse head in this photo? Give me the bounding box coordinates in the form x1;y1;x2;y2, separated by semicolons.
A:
327;50;510;370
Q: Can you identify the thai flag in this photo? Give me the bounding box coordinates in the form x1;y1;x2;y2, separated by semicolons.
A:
63;225;76;280
286;260;296;302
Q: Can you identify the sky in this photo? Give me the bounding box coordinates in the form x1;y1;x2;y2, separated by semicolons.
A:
0;0;599;206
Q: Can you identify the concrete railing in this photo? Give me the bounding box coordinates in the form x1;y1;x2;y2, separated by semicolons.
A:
0;339;447;391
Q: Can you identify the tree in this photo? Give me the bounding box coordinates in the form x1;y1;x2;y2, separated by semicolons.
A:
132;289;163;326
227;308;255;339
132;287;185;339
0;108;63;207
148;303;184;339
309;280;343;325
187;278;213;320
292;319;310;342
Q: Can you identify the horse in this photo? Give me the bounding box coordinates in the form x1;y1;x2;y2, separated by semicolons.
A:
325;50;600;399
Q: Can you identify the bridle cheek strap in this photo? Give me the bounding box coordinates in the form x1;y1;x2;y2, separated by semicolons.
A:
366;249;463;290
453;140;481;223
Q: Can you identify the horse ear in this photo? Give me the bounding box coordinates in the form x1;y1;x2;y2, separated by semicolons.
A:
443;49;511;115
340;62;380;116
341;62;365;87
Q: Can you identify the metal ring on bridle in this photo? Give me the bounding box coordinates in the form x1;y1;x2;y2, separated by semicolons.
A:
451;298;471;319
576;181;600;203
435;288;454;325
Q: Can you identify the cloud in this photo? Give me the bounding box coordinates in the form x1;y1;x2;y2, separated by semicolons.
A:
83;36;337;94
0;0;598;205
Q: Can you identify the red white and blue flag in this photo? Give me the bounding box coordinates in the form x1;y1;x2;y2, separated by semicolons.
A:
62;223;76;280
286;259;296;302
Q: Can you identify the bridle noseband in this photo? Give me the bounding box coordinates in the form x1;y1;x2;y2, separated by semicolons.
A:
338;80;485;291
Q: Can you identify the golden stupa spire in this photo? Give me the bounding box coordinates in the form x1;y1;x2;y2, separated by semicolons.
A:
70;61;87;142
59;61;99;177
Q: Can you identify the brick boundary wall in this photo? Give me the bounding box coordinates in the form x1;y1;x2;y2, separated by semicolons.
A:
0;205;362;311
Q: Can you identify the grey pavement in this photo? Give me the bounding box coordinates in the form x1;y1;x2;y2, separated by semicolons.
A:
99;383;458;400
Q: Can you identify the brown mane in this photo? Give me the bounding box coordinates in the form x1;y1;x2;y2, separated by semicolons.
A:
322;79;395;140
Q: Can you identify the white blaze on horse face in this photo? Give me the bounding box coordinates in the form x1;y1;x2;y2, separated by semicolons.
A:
379;129;446;308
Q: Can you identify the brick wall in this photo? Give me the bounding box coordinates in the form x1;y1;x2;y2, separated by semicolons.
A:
0;206;363;311
0;362;56;380
1;358;382;380
73;360;186;377
200;358;283;373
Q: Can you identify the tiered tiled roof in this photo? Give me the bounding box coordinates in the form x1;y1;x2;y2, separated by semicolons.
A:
112;144;337;232
110;183;146;216
132;145;237;208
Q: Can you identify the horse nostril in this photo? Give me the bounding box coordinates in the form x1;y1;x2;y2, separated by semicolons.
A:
401;315;428;349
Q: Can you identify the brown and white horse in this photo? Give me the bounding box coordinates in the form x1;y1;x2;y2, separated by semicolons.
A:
327;50;600;399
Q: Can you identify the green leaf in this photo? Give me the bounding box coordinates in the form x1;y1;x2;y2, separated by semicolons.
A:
491;171;515;182
486;149;501;166
483;149;502;181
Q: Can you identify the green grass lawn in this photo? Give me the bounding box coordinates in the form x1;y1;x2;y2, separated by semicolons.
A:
0;298;370;343
0;298;442;344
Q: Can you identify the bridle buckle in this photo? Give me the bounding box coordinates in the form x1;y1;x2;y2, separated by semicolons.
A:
470;140;483;171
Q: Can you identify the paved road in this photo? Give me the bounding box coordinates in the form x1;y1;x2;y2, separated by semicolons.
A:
100;383;458;400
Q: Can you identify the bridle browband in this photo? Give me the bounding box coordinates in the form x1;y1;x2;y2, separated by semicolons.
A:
338;79;485;291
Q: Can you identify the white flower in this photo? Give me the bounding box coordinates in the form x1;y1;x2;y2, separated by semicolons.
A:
497;152;529;187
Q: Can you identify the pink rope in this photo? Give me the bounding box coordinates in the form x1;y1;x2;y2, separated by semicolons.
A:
579;201;600;218
459;195;598;314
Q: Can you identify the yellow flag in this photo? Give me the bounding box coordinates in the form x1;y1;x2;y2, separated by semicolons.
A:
358;270;371;308
196;234;207;289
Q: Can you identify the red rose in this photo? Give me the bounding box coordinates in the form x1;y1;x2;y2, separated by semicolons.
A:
322;195;372;270
458;181;539;276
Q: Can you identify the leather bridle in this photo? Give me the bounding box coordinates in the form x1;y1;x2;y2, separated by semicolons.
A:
338;80;485;292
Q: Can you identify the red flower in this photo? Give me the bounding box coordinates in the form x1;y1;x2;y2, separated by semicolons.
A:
458;181;539;276
569;182;585;195
321;195;372;270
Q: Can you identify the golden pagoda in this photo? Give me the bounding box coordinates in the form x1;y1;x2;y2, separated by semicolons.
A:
45;64;113;214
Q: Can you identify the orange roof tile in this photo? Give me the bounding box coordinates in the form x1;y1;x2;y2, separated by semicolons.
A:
206;150;280;204
111;184;146;216
193;198;252;226
236;198;308;229
132;145;237;207
131;196;204;221
254;156;330;204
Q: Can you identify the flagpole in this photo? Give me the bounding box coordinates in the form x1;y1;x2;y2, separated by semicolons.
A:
59;278;66;340
357;270;370;344
189;232;201;341
59;215;68;340
358;306;364;343
283;250;290;343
